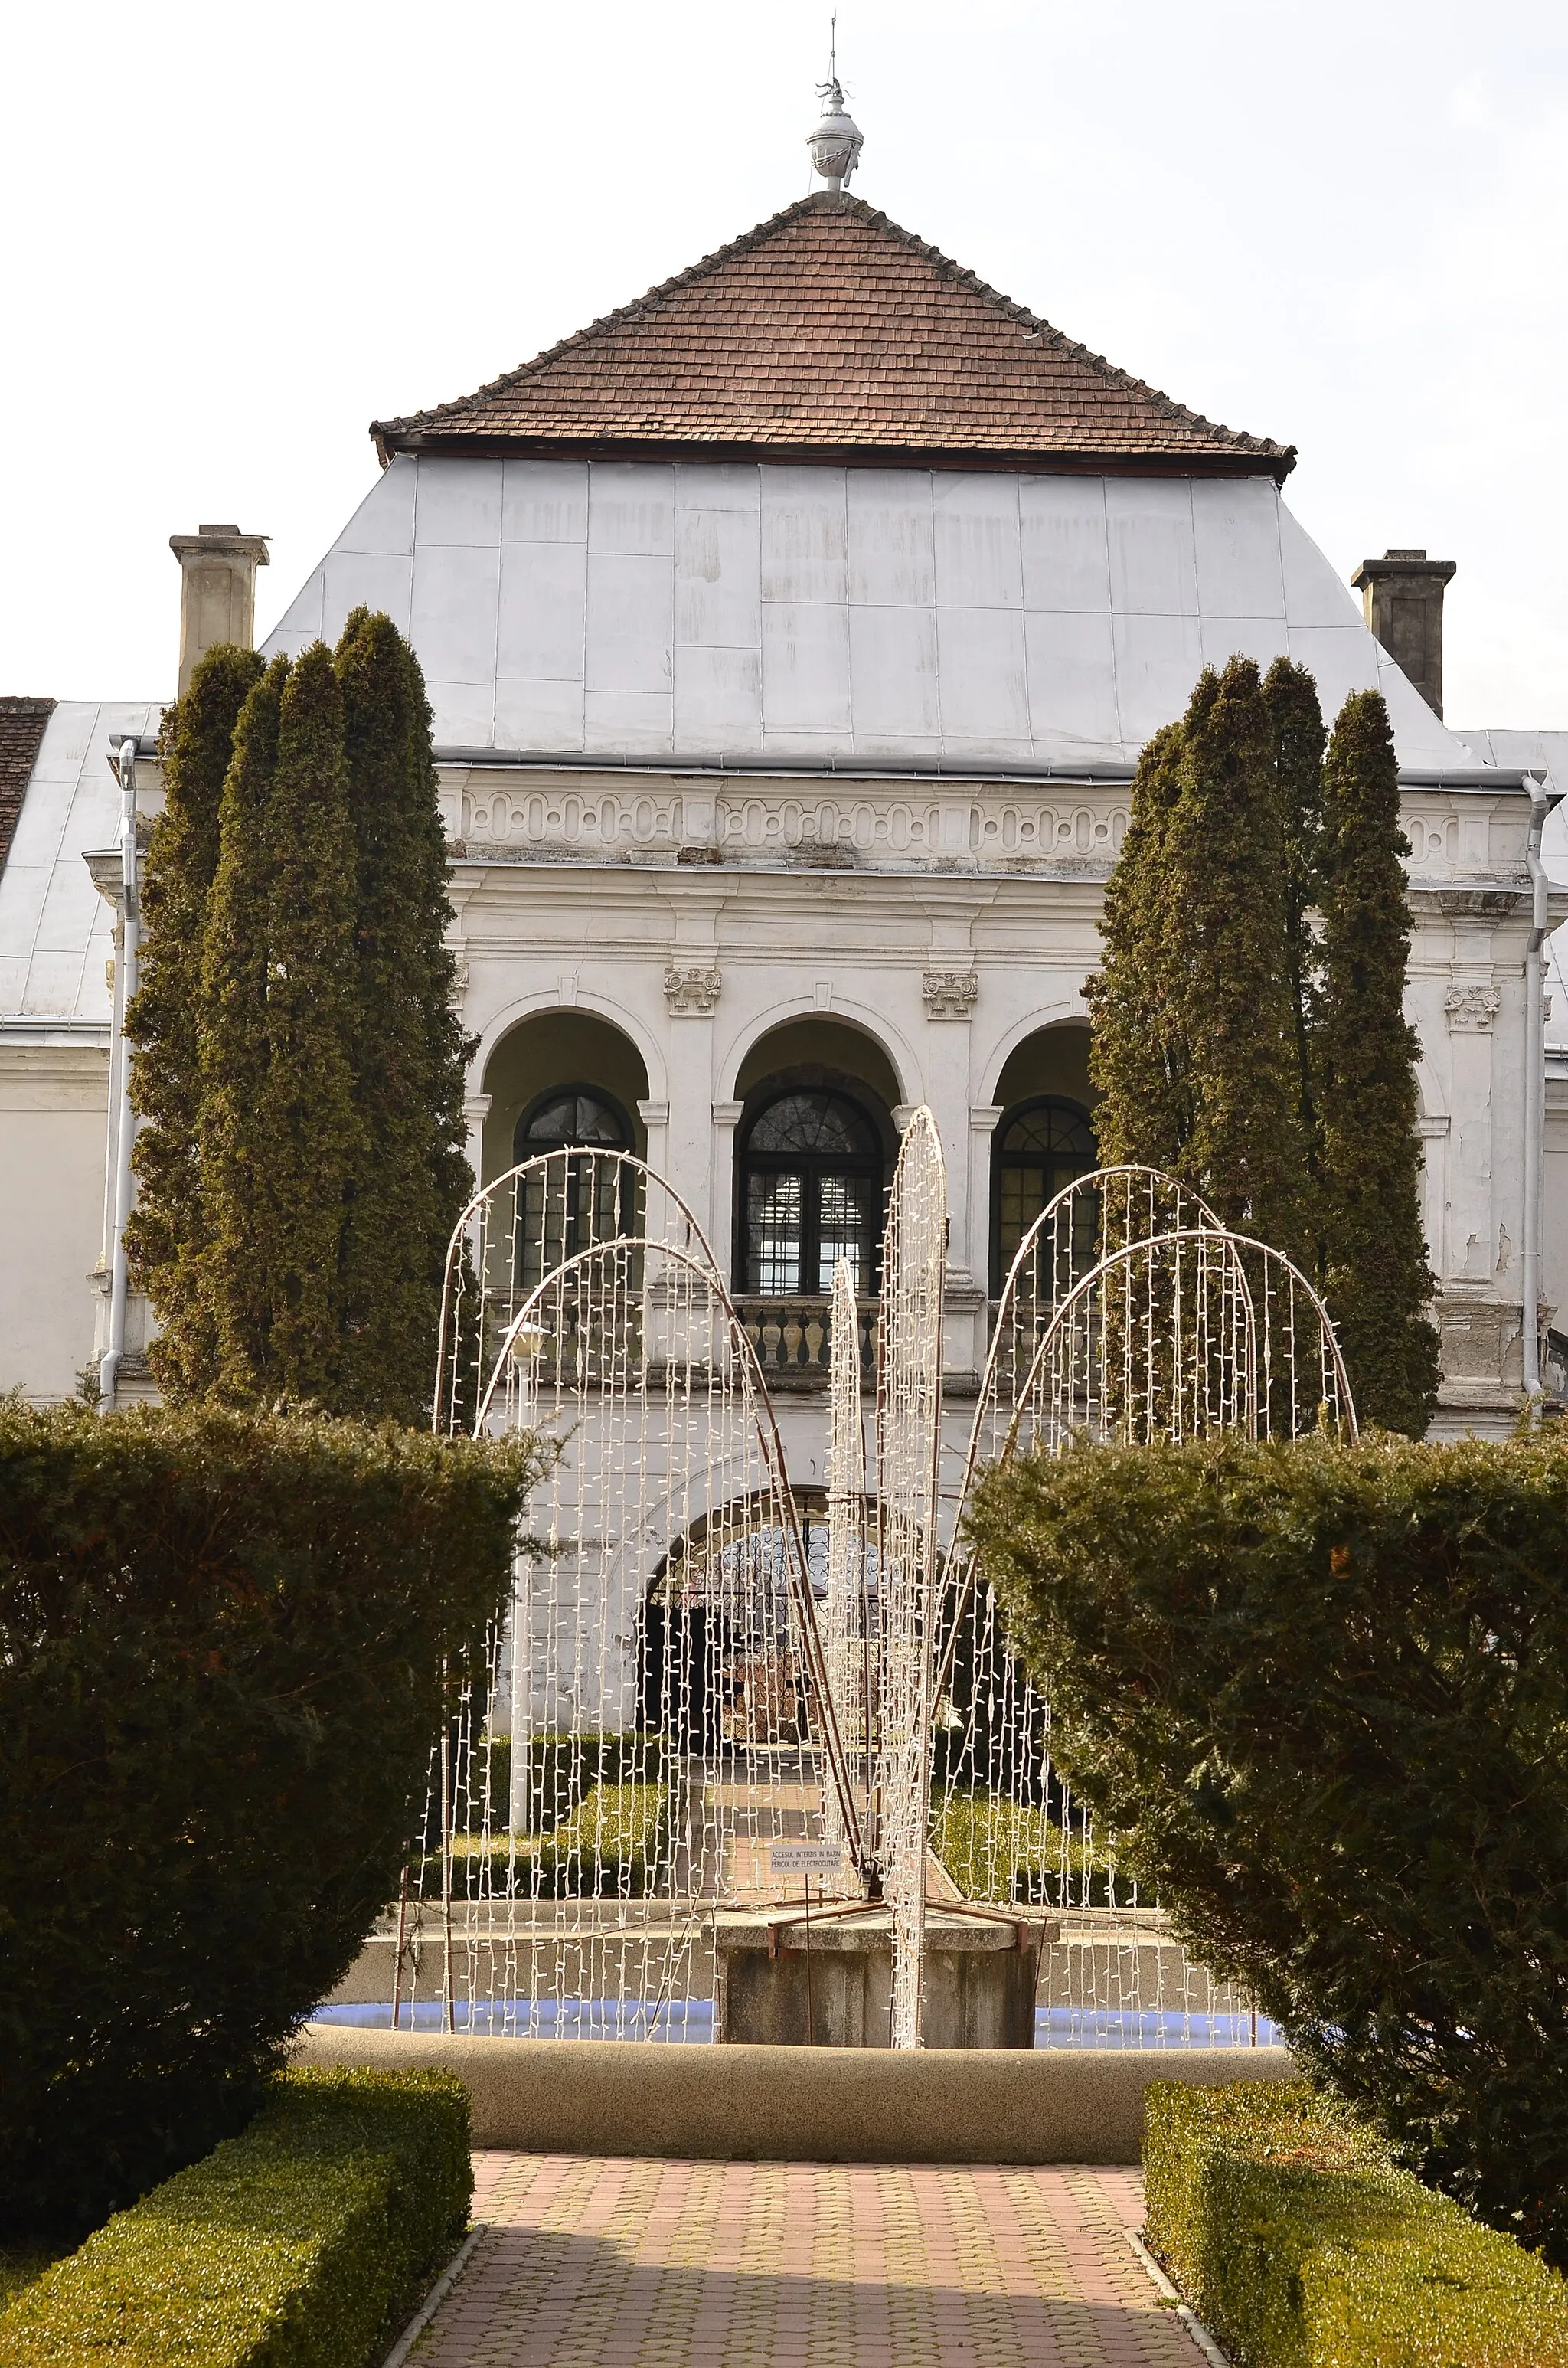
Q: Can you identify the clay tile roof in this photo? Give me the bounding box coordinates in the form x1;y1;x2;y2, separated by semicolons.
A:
373;193;1293;479
0;697;55;878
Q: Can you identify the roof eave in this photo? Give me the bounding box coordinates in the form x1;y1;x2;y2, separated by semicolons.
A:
370;426;1297;485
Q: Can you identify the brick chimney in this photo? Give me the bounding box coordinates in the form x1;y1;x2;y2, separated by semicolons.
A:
1350;548;1457;719
169;525;270;695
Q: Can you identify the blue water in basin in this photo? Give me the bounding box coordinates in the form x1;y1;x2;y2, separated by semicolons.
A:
309;2000;1280;2048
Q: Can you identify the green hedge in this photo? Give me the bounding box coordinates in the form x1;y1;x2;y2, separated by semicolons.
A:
446;1730;662;1838
431;1781;670;1895
1145;2081;1568;2367
0;2068;470;2368
0;1400;541;2232
931;1791;1137;1907
970;1430;1568;2265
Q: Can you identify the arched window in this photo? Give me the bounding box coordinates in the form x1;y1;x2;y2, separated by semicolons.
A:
739;1089;883;1296
514;1085;635;1287
991;1097;1097;1289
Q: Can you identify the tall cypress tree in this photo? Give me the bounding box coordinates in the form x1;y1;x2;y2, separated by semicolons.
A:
1318;690;1441;1434
1162;658;1308;1254
334;609;472;1421
256;644;361;1405
1263;656;1328;1262
1086;723;1191;1171
126;643;263;1393
198;657;288;1402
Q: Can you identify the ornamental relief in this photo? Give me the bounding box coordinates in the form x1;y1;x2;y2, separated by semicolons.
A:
921;969;979;1021
1444;983;1502;1034
456;784;1131;864
664;963;723;1016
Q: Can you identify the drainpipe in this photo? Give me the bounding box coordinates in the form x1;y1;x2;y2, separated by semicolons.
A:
98;737;140;1415
1521;772;1549;1419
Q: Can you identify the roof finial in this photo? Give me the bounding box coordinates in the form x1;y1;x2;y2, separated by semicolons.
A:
807;17;863;194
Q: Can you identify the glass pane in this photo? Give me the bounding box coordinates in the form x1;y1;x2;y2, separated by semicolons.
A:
748;1092;875;1158
747;1171;802;1295
526;1092;627;1147
1001;1099;1094;1159
815;1171;875;1294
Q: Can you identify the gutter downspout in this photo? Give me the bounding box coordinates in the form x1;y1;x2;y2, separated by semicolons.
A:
98;738;140;1415
1522;772;1550;1421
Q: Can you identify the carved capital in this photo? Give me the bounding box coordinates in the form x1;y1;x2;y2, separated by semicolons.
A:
665;963;722;1016
921;967;978;1021
1445;983;1501;1034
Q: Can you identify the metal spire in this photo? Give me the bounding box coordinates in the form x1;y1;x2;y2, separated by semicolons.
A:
807;18;863;192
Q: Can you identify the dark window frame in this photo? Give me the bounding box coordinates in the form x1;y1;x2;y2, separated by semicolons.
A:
989;1094;1098;1294
736;1085;886;1298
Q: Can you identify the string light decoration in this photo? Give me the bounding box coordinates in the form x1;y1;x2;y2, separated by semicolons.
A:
384;1139;1352;2049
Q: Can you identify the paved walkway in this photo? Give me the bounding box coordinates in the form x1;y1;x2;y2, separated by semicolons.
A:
413;2154;1201;2366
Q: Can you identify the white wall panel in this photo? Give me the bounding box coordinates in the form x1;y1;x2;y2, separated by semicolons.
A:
495;676;585;751
426;679;497;745
849;604;940;741
498;541;587;681
502;459;590;545
675;646;763;750
1106;479;1199;617
338;456;418;556
583;688;674;754
761;602;851;734
936;607;1029;744
1191;481;1286;620
1285;624;1382;721
760;468;848;604
586;552;673;693
1019;477;1112;613
414;456;504;548
1200;615;1291;675
323;551;413;640
675;507;762;649
1025;610;1120;751
847;472;935;608
589;462;675;556
1279;505;1364;630
933;474;1024;612
1112;611;1204;741
265;571;326;659
410;544;501;685
675;463;760;513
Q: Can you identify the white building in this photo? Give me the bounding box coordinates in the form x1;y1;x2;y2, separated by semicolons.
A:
4;110;1566;1437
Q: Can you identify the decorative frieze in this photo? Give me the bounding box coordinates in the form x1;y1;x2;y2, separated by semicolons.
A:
922;968;978;1021
665;963;722;1016
1445;983;1501;1034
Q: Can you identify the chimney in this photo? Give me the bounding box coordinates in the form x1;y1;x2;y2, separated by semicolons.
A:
169;525;270;696
1350;548;1457;719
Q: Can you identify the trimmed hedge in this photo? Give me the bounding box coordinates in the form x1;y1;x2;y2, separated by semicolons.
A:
1145;2082;1568;2367
444;1730;663;1838
433;1781;670;1895
969;1430;1568;2264
0;1400;541;2232
0;2068;470;2368
931;1791;1136;1907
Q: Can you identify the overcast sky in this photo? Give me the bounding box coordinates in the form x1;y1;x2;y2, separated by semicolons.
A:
3;0;1563;730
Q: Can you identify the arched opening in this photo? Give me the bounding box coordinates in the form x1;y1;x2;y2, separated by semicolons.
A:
480;1012;650;1186
731;1019;901;1305
988;1025;1099;1291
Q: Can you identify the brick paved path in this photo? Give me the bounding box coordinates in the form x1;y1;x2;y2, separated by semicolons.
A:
413;2154;1202;2366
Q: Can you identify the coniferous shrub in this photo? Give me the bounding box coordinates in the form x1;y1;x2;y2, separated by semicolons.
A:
1262;656;1328;1254
1091;659;1309;1258
0;1398;541;2235
969;1428;1568;2266
334;611;472;1424
199;657;288;1402
1318;691;1442;1435
126;621;470;1421
126;646;263;1396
